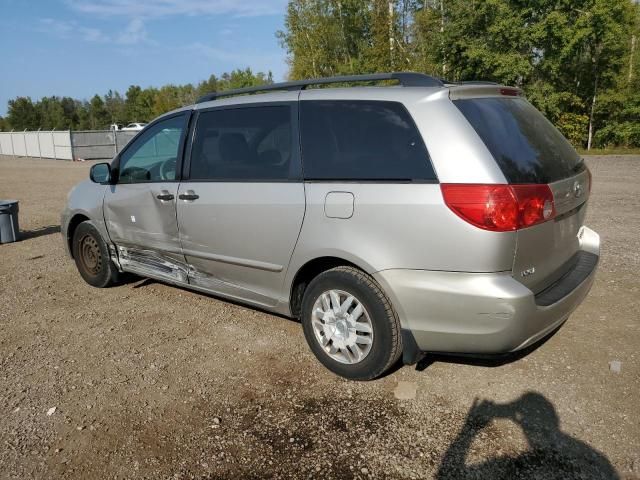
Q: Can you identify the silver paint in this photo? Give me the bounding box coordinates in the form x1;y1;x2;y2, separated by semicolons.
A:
62;83;601;359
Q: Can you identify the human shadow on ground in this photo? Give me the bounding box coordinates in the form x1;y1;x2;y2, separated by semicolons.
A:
436;392;619;480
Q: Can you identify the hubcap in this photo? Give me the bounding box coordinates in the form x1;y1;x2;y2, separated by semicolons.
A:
79;234;102;276
311;289;374;364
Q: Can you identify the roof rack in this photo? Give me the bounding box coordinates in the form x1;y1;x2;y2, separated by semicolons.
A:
195;72;444;103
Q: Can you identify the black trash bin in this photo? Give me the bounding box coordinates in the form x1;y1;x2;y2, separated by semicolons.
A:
0;200;20;244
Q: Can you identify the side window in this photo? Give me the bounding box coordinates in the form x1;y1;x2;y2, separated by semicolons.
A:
189;105;293;181
300;100;436;181
118;114;186;184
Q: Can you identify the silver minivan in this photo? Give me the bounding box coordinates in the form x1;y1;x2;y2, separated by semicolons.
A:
62;72;600;380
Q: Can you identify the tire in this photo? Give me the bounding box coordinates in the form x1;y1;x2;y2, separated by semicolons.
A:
300;266;402;380
72;221;120;288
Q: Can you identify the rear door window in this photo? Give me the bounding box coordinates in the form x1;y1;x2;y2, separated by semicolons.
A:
300;100;436;181
454;97;584;184
189;105;295;181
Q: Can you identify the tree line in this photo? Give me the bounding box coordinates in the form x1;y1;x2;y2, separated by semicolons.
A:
0;69;272;132
278;0;640;149
2;1;638;149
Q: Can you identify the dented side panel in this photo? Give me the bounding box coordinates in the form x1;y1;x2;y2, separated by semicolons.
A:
117;245;189;283
103;183;187;282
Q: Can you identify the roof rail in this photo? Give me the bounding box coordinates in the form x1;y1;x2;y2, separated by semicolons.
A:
195;72;444;103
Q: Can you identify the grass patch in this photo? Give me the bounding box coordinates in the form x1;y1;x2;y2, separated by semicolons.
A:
577;147;640;156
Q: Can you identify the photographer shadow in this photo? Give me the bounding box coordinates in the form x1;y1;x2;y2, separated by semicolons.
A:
436;392;619;480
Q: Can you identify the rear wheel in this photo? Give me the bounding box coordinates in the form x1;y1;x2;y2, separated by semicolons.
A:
72;221;120;288
300;266;402;380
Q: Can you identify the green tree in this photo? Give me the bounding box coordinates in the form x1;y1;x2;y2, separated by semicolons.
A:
38;97;67;130
591;2;640;148
196;74;219;98
278;0;373;78
88;95;110;129
60;97;81;129
279;0;639;148
218;68;274;89
152;85;183;118
7;97;40;130
104;90;127;125
411;1;445;77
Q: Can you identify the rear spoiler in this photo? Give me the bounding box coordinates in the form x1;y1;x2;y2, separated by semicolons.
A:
447;84;522;100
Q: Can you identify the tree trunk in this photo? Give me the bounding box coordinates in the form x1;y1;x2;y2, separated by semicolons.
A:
440;0;446;76
587;73;598;151
304;31;318;77
629;34;636;84
337;1;352;71
389;1;395;69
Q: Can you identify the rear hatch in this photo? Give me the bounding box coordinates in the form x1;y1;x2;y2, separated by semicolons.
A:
452;92;590;294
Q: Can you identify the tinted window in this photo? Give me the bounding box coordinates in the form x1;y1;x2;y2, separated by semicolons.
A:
118;115;185;184
190;106;294;181
300;101;436;181
454;98;584;184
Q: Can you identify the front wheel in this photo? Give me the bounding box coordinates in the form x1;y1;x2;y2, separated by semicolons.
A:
72;221;120;288
300;266;402;380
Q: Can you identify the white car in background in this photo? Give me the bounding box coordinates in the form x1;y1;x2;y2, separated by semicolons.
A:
121;122;147;131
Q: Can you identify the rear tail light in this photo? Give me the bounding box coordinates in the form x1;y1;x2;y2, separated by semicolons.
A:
499;87;520;97
441;184;556;232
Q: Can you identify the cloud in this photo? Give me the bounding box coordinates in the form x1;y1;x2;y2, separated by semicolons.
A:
66;0;286;18
187;42;285;77
115;18;149;45
40;18;74;36
81;27;110;42
38;18;109;43
37;17;150;45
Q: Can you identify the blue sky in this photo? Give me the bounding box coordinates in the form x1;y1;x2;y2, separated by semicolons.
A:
0;0;289;115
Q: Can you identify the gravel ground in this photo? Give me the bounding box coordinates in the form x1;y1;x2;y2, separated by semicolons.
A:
0;155;638;479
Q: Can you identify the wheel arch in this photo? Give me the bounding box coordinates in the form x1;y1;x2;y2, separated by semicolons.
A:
288;255;372;318
66;213;91;259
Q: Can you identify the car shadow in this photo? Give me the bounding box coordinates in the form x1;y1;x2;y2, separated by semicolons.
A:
436;391;619;479
415;324;562;372
127;277;298;322
131;277;156;289
19;224;61;240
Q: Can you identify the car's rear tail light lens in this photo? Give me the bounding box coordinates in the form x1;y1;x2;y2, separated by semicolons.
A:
441;184;556;231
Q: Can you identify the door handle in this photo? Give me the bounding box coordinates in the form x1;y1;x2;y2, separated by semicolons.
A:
179;191;199;201
156;191;175;201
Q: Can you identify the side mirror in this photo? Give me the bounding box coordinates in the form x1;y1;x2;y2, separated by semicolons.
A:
90;163;111;184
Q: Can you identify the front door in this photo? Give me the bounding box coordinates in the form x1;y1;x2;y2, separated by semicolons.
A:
104;113;190;282
177;100;305;307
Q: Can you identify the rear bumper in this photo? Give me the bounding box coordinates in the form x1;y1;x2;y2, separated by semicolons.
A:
373;226;600;356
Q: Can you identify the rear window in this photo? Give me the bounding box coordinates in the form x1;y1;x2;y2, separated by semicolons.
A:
454;98;584;184
300;100;436;181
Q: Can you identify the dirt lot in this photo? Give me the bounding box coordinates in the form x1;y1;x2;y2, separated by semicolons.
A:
0;155;638;479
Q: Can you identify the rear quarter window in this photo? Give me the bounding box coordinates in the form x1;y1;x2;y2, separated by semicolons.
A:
300;100;436;181
454;97;584;184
